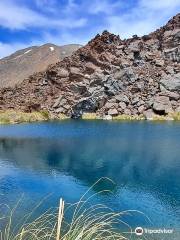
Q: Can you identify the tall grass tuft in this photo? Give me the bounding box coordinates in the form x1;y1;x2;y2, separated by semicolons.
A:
0;178;144;240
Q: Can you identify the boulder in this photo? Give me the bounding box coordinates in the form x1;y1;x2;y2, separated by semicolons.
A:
132;97;139;105
114;68;137;83
70;83;87;95
143;109;156;120
155;59;164;67
166;66;174;75
70;67;84;78
115;94;129;103
104;102;116;109
55;107;65;113
85;62;98;74
72;97;98;118
160;73;180;91
119;102;126;110
108;108;118;116
103;76;123;95
160;91;179;100
164;47;180;62
52;96;67;108
138;105;145;113
57;68;69;78
124;68;137;83
90;72;104;87
152;96;172;114
124;109;131;115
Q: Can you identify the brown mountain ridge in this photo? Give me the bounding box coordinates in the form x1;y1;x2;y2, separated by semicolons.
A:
0;14;180;120
0;43;82;88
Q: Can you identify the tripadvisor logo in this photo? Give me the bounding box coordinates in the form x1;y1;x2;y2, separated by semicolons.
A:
134;226;174;236
135;227;144;236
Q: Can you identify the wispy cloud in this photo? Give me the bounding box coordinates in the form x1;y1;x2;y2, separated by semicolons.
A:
0;0;180;58
107;0;180;38
140;0;180;10
88;0;121;15
0;0;87;30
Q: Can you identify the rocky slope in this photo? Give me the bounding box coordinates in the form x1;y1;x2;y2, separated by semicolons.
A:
0;43;82;88
0;14;180;119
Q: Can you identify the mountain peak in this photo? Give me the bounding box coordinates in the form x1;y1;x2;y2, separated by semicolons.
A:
0;43;82;88
165;13;180;30
0;14;180;120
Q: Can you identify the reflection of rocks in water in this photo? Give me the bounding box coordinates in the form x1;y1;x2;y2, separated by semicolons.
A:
0;122;179;200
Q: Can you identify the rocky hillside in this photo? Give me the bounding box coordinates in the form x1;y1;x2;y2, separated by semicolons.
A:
0;43;82;88
0;14;180;119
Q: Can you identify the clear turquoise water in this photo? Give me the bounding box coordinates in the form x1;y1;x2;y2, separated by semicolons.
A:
0;120;179;239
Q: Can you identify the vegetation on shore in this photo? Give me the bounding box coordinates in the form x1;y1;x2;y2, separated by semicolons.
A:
0;178;137;240
0;110;180;124
112;114;145;121
0;110;50;124
170;112;180;121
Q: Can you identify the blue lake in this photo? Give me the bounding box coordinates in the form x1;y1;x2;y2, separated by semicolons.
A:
0;120;179;239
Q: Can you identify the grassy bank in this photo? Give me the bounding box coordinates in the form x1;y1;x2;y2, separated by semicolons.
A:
0;110;180;124
0;110;50;124
0;110;72;124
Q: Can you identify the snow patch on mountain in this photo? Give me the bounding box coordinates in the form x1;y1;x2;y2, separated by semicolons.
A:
24;49;32;54
50;47;54;52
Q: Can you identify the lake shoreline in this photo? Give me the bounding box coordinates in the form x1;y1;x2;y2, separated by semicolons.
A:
0;110;180;124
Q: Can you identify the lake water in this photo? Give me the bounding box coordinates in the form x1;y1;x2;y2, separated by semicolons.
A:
0;120;179;239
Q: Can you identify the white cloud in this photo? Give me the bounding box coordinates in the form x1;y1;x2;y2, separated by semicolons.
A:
108;16;158;38
41;31;88;46
35;0;57;7
140;0;180;10
88;0;121;15
0;0;180;58
34;0;59;13
107;0;180;39
0;0;87;30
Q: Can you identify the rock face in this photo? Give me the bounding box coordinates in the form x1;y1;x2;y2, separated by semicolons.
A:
0;14;180;119
0;43;82;88
160;73;180;91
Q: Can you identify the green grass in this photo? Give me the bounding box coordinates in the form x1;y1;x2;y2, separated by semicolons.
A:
0;110;50;124
0;178;147;240
40;110;50;120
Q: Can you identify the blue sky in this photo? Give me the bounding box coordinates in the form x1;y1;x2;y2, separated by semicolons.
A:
0;0;180;58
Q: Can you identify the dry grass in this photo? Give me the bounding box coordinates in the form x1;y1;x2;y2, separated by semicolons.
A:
0;110;50;124
1;110;180;124
152;115;174;121
112;114;145;121
170;112;180;121
0;178;146;240
82;113;99;120
58;114;70;120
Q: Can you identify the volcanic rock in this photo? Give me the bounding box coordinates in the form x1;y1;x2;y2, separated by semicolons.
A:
0;14;180;119
160;73;180;91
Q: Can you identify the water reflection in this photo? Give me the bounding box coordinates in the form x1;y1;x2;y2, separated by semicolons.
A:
0;121;179;233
